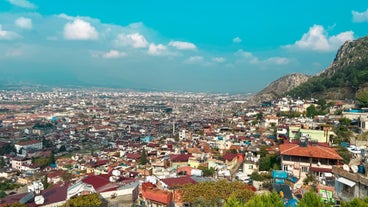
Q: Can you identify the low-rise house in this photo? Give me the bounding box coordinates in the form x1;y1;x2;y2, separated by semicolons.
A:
11;157;31;171
169;154;192;169
280;142;342;179
332;165;368;201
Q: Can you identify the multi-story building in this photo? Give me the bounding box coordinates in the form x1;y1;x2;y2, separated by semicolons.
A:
15;140;43;154
280;142;342;179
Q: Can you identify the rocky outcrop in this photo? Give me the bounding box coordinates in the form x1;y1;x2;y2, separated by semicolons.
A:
249;73;310;104
320;36;368;77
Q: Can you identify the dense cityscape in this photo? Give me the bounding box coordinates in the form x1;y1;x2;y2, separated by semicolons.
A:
0;87;367;206
1;1;368;207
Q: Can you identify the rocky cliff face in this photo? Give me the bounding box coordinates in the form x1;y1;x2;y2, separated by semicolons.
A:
249;73;310;104
320;36;368;77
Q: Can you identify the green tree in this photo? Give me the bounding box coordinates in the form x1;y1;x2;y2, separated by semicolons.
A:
224;194;243;207
333;118;353;144
341;197;368;207
42;175;49;189
356;90;368;107
244;191;283;207
180;180;254;206
306;105;318;118
336;147;351;164
58;145;67;152
63;193;102;207
297;191;329;207
140;148;147;165
256;112;263;121
0;190;6;198
48;151;55;165
258;154;280;171
5;203;27;207
197;166;215;177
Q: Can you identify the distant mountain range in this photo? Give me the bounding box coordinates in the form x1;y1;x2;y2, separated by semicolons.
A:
253;35;368;102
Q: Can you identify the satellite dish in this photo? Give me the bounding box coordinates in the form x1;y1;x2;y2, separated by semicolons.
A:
351;165;358;173
343;164;350;172
34;195;44;205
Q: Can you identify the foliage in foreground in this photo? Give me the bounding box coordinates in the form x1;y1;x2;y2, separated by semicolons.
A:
63;193;102;207
179;180;254;206
244;191;284;207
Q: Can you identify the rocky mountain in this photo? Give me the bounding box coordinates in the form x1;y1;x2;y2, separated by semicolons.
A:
249;73;310;104
320;37;368;78
250;35;368;104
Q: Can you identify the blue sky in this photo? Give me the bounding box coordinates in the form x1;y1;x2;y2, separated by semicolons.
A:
0;0;367;93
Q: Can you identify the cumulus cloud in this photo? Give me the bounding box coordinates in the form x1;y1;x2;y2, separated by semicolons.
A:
115;33;148;48
64;19;98;40
235;50;259;64
7;0;36;9
15;17;32;29
284;25;354;52
236;50;289;65
212;57;226;63
0;25;21;40
57;13;75;21
148;43;167;55
168;41;196;50
102;50;127;59
264;57;289;65
352;9;368;22
233;37;242;43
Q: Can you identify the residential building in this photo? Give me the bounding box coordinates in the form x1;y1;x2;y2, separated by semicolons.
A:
280;142;343;179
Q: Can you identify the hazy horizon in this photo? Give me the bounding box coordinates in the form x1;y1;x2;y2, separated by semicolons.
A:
0;0;367;93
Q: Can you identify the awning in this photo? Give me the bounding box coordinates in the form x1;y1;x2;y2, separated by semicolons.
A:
337;177;356;187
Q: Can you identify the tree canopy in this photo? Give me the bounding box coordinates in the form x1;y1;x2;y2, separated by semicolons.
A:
179;180;254;206
244;191;284;207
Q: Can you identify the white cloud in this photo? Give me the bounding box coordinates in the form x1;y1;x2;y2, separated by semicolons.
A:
64;19;98;40
168;41;196;50
102;50;127;59
352;9;368;22
7;0;36;9
235;50;259;64
233;37;242;43
185;56;204;64
0;25;21;40
15;17;32;29
57;13;75;21
115;33;148;48
148;43;167;55
284;25;354;52
236;50;289;65
212;57;226;63
264;57;289;65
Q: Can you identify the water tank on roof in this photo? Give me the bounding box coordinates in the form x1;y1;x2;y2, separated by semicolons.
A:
359;164;365;174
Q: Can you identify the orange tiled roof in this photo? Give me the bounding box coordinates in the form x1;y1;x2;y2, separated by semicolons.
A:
280;144;342;160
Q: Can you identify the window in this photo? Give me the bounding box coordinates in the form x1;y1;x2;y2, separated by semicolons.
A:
283;165;288;171
301;166;309;172
248;165;253;169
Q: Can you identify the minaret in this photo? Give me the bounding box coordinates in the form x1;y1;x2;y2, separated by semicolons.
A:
172;121;175;136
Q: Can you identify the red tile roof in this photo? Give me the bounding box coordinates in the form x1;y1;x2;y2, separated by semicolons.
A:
82;174;118;192
169;154;192;162
141;182;173;205
223;153;237;162
160;176;197;188
280;144;342;160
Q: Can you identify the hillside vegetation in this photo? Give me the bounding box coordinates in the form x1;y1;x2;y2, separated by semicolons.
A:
287;36;368;99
